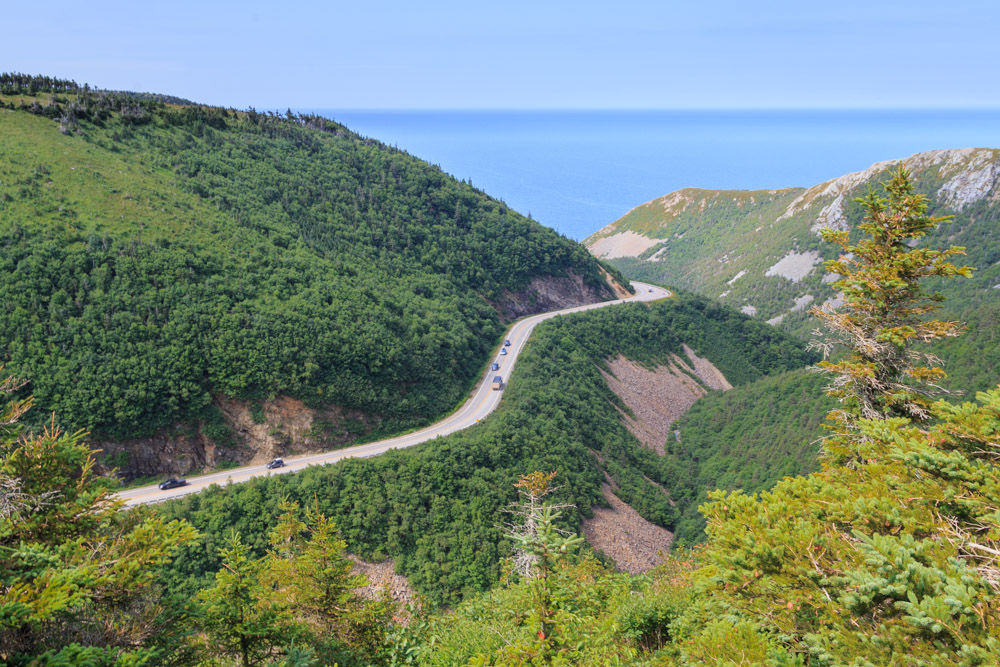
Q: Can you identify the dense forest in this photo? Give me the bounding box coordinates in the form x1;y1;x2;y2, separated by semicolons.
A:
0;76;626;449
665;368;831;544
8;250;998;662
6;149;999;664
153;292;814;607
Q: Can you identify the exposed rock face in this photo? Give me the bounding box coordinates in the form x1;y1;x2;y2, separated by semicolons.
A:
820;294;846;311
791;294;815;312
812;193;850;233
95;395;375;480
93;429;219;480
582;483;674;574
588;230;662;259
783;148;1000;232
937;148;1000;210
765;250;822;282
493;270;614;319
600;266;634;298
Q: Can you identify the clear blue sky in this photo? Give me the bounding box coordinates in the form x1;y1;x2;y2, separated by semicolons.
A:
3;0;997;110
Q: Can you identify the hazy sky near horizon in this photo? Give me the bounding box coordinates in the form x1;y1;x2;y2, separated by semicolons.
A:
3;0;997;110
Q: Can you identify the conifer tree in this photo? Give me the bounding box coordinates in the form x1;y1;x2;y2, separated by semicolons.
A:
197;532;298;666
0;368;197;663
678;167;1000;664
809;165;973;427
504;472;583;662
263;499;393;663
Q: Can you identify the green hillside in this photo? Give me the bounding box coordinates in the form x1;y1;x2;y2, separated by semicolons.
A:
587;150;1000;391
154;293;815;606
665;368;831;544
0;75;625;449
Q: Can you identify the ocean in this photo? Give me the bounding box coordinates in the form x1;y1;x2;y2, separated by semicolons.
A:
304;110;1000;241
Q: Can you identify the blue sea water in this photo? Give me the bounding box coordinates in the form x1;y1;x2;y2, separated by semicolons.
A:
304;110;1000;241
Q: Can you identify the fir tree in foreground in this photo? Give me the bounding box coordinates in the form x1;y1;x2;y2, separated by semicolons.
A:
668;166;1000;664
808;165;973;425
0;368;198;664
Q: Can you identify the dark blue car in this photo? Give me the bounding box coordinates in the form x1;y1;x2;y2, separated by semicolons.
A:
159;478;187;491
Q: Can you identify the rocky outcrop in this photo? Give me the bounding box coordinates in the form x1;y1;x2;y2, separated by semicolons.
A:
492;269;614;320
93;428;220;481
764;250;823;283
95;395;376;480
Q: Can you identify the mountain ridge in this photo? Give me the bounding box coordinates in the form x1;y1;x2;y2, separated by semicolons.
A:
586;147;1000;388
0;79;628;478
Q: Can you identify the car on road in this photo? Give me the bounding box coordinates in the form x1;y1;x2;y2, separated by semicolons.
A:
499;348;507;356
491;362;499;371
266;458;285;469
492;375;503;390
159;478;187;491
504;339;511;346
649;288;653;292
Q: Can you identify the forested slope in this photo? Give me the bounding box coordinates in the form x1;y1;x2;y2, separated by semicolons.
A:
0;75;625;455
155;293;814;605
665;368;831;544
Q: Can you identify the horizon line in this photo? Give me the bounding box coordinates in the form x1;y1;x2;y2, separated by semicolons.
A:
287;106;1000;114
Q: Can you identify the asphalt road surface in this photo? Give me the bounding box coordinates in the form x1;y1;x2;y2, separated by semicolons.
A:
117;282;671;507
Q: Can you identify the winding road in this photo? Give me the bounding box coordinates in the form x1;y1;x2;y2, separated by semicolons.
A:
117;281;670;507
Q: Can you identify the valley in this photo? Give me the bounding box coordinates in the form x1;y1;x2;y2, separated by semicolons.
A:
3;73;999;664
118;281;672;506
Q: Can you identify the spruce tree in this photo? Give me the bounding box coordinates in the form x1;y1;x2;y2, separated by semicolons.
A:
677;166;1000;663
809;165;973;428
0;368;197;663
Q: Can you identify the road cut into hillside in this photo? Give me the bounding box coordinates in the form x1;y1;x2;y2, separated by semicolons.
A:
117;281;671;507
